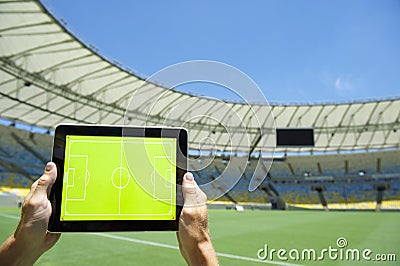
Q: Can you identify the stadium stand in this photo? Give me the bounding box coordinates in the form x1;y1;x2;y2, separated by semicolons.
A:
0;0;399;210
0;125;52;188
188;150;400;210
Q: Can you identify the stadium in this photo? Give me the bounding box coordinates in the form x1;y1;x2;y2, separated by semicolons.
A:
0;0;399;265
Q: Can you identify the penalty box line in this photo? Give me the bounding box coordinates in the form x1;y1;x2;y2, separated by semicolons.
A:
65;154;89;203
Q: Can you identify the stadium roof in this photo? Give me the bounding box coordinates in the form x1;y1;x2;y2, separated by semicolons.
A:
0;0;399;154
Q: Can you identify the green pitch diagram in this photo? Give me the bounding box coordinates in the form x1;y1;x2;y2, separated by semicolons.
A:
60;135;176;221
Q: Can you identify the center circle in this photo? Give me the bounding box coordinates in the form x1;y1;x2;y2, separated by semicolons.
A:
111;167;130;189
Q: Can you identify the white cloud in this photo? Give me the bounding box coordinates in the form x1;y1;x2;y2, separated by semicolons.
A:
319;70;366;100
334;75;357;96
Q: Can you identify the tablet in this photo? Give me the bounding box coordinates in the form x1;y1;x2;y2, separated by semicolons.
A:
48;124;187;232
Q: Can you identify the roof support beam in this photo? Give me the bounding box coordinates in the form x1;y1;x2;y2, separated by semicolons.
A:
248;129;262;159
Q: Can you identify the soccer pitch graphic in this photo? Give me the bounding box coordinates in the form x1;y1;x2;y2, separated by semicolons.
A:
60;135;176;221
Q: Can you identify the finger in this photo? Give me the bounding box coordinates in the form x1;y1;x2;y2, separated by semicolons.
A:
176;231;189;263
182;172;208;207
182;172;198;207
44;232;61;251
176;232;181;247
34;162;57;198
25;179;39;202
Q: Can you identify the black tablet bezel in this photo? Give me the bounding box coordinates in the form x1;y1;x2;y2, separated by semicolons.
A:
48;124;186;232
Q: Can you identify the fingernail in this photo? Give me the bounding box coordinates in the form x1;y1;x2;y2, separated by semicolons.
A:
45;162;53;171
185;173;194;181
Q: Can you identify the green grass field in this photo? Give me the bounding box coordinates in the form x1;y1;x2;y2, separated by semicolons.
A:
0;208;399;265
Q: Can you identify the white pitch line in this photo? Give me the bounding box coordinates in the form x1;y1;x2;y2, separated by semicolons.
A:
94;233;302;266
0;213;301;266
0;213;19;220
93;233;179;250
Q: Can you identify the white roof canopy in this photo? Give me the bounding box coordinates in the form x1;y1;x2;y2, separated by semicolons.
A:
1;0;399;153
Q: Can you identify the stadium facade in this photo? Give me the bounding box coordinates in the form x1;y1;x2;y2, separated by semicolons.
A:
0;0;399;210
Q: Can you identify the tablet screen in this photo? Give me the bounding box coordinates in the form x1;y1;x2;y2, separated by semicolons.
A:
49;125;186;232
61;135;176;221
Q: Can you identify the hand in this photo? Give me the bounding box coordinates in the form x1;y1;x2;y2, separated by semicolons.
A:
176;173;218;266
0;162;61;265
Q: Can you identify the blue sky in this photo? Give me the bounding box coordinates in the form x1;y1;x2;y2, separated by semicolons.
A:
43;0;400;104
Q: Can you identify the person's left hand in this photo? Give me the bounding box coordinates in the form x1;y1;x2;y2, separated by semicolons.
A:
0;162;61;265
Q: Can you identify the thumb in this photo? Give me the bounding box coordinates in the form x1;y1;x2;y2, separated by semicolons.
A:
34;162;57;198
182;172;207;207
182;172;198;206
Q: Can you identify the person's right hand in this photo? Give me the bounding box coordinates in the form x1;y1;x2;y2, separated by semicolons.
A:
176;173;218;265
